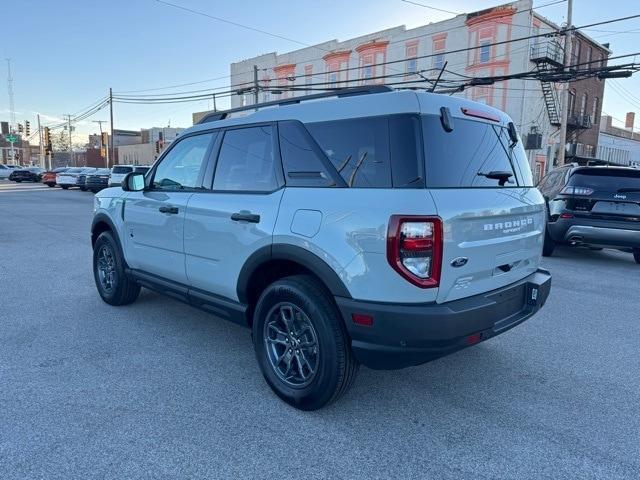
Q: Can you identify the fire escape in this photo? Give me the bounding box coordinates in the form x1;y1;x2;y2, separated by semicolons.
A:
530;39;564;127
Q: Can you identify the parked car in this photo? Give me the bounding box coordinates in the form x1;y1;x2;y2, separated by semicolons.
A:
41;167;69;187
539;164;640;262
56;167;85;189
9;167;45;182
86;168;112;193
91;87;551;410
77;167;99;191
108;165;134;187
0;164;12;179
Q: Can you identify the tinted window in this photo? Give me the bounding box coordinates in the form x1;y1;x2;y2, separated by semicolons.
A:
153;133;214;190
307;117;391;188
568;169;640;191
213;126;278;192
389;115;424;188
421;116;520;188
510;141;534;187
278;121;334;187
112;166;133;174
134;166;150;174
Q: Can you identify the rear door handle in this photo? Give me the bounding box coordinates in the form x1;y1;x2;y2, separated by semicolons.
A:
231;212;260;223
159;205;179;214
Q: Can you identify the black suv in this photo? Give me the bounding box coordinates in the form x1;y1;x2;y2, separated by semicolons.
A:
538;165;640;262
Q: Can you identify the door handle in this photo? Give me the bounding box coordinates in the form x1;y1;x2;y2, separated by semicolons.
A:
231;212;260;223
159;205;179;214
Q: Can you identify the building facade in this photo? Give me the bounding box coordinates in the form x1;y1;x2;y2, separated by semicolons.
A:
597;113;640;166
224;0;609;181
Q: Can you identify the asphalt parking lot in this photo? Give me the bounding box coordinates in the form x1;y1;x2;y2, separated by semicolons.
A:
1;180;639;480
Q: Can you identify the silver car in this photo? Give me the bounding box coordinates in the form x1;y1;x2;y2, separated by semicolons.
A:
90;87;551;410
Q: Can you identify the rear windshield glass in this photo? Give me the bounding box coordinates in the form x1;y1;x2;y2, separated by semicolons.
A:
134;167;150;173
112;166;133;174
568;169;640;190
421;115;534;188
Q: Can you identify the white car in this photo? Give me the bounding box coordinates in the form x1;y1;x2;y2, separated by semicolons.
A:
108;165;134;187
56;167;85;189
0;164;12;179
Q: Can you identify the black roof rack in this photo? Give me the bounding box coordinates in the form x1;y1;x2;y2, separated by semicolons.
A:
197;85;393;124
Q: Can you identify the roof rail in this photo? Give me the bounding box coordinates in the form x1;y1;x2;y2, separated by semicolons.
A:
197;85;393;124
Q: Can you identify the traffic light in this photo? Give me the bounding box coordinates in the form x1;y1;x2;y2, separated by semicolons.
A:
25;121;30;136
44;127;52;153
18;123;23;134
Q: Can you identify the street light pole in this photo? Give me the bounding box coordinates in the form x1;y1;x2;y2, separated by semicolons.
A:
557;0;573;166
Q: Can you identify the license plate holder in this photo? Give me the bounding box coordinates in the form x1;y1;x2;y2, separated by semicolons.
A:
592;201;640;215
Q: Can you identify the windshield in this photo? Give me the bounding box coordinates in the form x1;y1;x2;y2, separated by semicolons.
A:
112;166;133;174
421;115;534;188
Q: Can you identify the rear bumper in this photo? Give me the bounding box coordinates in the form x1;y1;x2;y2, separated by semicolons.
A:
548;216;640;248
335;269;551;370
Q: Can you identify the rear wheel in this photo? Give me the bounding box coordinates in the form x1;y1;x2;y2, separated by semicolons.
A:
80;187;87;191
61;185;69;189
252;275;359;410
634;249;640;264
93;231;140;306
47;183;54;187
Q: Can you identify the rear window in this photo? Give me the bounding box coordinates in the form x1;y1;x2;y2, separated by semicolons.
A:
305;115;422;188
112;166;133;174
421;115;534;188
568;168;640;190
134;166;150;173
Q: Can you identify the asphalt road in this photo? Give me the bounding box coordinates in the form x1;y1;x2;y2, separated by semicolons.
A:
1;181;639;480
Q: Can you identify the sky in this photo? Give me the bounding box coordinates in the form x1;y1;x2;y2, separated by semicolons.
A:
1;0;639;144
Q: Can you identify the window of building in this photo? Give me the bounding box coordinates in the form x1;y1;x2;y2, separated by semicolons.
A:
586;46;592;67
405;41;418;74
580;92;588;117
480;41;491;63
152;133;215;190
568;90;576;116
432;34;446;70
573;40;581;65
592;97;599;124
213;126;278;192
304;65;313;92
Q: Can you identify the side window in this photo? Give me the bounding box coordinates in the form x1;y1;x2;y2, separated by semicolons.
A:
306;117;392;188
278;121;335;187
153;132;215;190
213;126;279;192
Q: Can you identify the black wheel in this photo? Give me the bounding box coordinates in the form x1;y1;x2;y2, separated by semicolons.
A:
252;275;359;410
61;185;69;190
93;231;140;306
634;249;640;264
47;183;54;187
80;187;87;191
15;180;21;183
542;226;555;257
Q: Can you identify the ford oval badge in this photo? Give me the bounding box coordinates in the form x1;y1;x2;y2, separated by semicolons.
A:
450;257;468;268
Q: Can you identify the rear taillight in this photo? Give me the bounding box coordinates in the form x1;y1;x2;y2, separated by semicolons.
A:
560;186;594;196
387;216;442;288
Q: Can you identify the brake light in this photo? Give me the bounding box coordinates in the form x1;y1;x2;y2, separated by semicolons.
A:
387;216;442;288
560;186;594;196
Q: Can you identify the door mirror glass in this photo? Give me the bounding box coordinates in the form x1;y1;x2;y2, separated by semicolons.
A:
123;172;145;191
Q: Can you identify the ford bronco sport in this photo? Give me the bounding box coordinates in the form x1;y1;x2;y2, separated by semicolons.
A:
91;86;551;410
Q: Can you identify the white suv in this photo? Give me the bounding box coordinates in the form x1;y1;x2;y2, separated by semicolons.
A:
91;87;551;410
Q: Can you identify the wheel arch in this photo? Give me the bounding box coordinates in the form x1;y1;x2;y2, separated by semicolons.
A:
91;213;123;254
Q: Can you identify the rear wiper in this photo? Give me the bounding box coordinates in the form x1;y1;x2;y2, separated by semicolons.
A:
617;188;640;193
477;170;513;186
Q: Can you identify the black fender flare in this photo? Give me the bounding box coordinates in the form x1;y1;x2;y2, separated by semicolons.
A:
236;244;352;304
91;213;124;254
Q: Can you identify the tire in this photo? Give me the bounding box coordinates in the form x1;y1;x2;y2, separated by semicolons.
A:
93;231;140;306
252;275;359;411
634;249;640;264
542;226;555;257
61;185;69;189
15;180;21;183
80;187;87;191
47;183;54;188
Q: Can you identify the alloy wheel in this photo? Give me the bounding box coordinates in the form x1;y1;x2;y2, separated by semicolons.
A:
97;245;117;294
263;302;319;388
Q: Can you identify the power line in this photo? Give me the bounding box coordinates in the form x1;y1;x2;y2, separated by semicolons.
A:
399;0;459;15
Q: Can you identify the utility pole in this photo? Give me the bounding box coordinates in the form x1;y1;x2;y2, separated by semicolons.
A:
253;65;259;105
109;88;115;166
213;92;217;111
557;0;573;166
37;114;44;169
92;120;108;168
64;114;74;166
6;58;15;161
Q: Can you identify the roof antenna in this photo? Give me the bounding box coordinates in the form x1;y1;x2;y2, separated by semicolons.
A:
431;60;448;93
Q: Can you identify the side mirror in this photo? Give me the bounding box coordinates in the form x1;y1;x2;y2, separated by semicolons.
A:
122;172;146;191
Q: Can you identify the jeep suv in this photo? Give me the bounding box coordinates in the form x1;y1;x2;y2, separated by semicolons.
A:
539;164;640;262
91;87;551;410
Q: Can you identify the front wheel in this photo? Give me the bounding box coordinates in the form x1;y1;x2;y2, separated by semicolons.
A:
46;183;54;188
634;249;640;264
80;187;87;191
252;275;359;410
93;231;140;306
61;185;69;189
